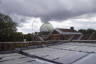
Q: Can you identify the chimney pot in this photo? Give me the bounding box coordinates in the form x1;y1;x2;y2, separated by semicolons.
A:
70;27;74;30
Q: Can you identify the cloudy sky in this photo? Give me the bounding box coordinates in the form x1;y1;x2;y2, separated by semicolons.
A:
0;0;96;34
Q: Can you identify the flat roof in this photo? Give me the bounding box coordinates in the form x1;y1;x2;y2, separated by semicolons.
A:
1;42;96;64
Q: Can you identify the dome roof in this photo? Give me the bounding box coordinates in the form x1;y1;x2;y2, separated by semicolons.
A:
40;23;54;33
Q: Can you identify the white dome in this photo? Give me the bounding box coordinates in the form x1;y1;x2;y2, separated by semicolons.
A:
40;23;54;33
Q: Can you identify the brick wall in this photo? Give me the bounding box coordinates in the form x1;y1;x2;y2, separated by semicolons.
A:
0;41;48;51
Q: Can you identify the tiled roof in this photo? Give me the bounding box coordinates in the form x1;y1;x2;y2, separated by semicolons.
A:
55;28;82;35
58;28;77;32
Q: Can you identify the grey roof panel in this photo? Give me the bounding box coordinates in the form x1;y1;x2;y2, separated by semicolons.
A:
55;52;88;64
73;54;96;64
2;42;96;64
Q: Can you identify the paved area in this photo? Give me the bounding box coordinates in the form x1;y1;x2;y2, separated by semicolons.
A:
1;42;96;64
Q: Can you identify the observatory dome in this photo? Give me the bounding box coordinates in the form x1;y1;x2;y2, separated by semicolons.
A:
40;23;54;33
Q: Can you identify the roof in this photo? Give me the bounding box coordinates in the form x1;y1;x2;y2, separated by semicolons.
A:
58;28;77;32
52;28;82;35
49;34;62;37
1;42;96;64
56;28;82;35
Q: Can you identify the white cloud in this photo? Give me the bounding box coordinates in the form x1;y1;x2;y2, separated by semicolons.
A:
17;18;43;34
50;15;96;30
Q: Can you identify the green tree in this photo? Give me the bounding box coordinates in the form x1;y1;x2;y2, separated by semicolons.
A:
0;13;17;42
79;29;96;40
79;29;95;34
78;29;87;34
24;33;32;41
86;29;95;34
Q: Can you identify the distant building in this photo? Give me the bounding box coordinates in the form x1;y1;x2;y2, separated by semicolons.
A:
48;27;82;40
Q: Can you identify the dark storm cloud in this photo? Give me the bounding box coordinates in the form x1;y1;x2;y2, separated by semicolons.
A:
0;0;2;3
0;0;96;22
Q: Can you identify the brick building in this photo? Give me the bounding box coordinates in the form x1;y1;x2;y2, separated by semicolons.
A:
48;27;82;40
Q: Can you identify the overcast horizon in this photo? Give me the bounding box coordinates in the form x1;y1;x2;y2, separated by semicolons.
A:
0;0;96;34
